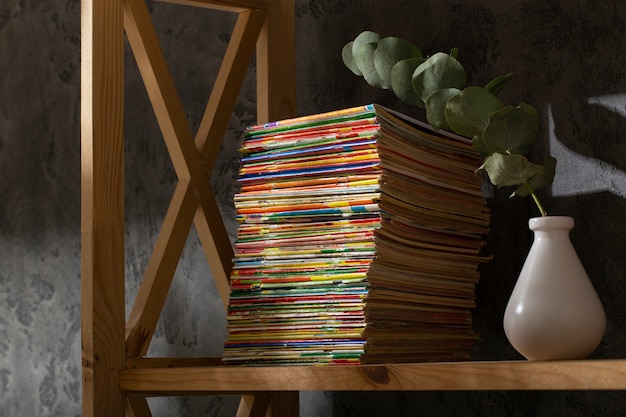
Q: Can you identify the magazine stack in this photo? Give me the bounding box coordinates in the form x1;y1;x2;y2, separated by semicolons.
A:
223;104;490;365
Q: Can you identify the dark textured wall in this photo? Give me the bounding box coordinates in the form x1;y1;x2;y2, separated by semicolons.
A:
1;0;625;416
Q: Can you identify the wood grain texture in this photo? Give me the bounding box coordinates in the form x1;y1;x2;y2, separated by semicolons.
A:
235;395;271;417
126;397;153;417
195;8;266;173
125;180;197;356
81;0;126;416
119;360;626;393
256;0;297;123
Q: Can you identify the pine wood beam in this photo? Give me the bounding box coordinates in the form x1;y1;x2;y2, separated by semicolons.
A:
119;360;626;393
81;0;126;415
125;180;197;356
126;398;153;417
256;0;296;123
236;395;271;417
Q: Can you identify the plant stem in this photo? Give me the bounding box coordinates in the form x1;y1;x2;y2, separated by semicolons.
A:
524;181;548;217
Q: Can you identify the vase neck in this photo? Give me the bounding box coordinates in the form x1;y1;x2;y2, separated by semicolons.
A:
529;216;574;232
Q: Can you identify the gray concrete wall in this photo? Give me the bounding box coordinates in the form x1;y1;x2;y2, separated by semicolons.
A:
1;0;625;415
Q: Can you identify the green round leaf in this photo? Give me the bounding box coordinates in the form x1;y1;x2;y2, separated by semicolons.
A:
480;153;544;188
373;37;422;89
354;42;384;88
425;88;461;130
390;58;426;106
343;31;382;78
352;31;381;57
412;52;467;102
482;104;539;155
445;86;503;138
514;155;557;196
484;73;513;97
342;41;362;76
472;134;491;157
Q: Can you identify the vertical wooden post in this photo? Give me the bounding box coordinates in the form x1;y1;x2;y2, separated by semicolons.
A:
256;0;297;123
81;0;126;415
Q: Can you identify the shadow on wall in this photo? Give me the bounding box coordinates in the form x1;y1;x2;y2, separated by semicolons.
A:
550;98;626;199
548;95;626;360
544;20;626;358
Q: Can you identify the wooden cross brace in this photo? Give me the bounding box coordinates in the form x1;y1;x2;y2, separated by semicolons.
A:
81;0;296;415
122;0;267;358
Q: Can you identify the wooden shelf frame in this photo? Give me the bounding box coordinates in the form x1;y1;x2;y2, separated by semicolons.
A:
81;0;296;415
81;0;626;416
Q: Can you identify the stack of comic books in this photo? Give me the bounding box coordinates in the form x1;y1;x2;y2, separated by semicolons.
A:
222;104;491;365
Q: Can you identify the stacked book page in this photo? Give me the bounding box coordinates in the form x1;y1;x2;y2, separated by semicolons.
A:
223;104;491;365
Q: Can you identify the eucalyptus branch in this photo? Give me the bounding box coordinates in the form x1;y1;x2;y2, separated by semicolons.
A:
342;31;557;218
524;181;548;217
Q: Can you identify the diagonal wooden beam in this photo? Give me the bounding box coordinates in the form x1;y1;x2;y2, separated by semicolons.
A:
126;397;153;417
192;7;267;305
194;7;266;170
235;395;271;417
123;0;196;180
125;179;197;356
124;0;266;356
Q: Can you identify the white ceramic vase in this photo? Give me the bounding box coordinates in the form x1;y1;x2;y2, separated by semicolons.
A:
503;216;606;361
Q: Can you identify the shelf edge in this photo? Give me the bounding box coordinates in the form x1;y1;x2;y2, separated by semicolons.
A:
119;359;626;393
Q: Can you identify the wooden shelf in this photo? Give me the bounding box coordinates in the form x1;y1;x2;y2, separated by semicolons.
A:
120;359;626;394
81;0;625;416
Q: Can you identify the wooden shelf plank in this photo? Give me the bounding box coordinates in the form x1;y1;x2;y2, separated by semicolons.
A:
120;359;626;394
